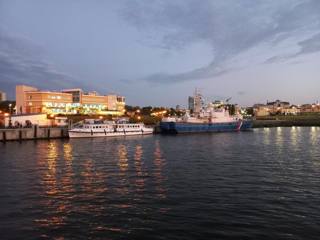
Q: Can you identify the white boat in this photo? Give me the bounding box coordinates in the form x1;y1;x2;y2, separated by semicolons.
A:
68;119;154;138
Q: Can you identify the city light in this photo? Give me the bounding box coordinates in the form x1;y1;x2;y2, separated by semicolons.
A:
151;110;167;116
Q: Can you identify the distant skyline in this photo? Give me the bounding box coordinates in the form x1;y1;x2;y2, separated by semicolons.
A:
1;0;320;107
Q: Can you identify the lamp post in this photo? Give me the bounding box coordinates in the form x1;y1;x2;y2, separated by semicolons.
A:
8;103;12;127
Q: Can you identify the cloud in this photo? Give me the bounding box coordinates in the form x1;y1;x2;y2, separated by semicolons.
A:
0;27;85;98
296;33;320;56
237;91;246;96
143;64;230;84
121;0;320;83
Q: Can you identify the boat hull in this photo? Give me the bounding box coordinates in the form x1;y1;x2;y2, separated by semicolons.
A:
68;130;153;138
160;120;253;134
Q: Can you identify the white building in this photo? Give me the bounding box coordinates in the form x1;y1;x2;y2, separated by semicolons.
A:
188;89;204;115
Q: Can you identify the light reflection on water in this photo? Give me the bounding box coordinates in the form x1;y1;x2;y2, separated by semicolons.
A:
1;128;320;239
309;127;320;168
275;127;283;153
290;126;298;151
262;127;270;145
36;141;65;230
310;126;318;145
134;144;145;191
118;144;128;172
63;142;73;162
153;140;167;199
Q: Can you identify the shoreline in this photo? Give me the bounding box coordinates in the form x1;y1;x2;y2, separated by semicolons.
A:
1;122;320;142
253;118;320;128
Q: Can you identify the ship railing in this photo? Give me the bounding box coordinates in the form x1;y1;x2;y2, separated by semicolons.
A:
71;120;84;129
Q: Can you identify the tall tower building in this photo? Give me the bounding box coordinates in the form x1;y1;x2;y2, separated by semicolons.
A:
188;96;195;111
0;91;6;101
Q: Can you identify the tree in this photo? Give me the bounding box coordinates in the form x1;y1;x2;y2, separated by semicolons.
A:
125;105;140;112
246;107;254;116
141;106;153;115
0;101;16;113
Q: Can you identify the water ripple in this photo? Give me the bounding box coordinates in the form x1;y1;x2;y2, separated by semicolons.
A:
0;128;320;239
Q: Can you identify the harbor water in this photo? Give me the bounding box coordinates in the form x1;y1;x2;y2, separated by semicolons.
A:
1;127;320;239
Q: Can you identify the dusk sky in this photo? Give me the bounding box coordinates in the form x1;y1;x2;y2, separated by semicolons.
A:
1;0;320;107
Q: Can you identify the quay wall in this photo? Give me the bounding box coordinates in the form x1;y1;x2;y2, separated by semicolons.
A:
253;119;320;128
0;127;69;142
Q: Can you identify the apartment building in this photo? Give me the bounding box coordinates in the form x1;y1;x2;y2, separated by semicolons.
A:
16;85;125;116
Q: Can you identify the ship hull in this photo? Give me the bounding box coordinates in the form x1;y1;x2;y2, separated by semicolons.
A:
68;129;153;138
240;120;253;131
160;120;253;134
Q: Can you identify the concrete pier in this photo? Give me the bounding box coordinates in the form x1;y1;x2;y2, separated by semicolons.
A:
0;126;69;142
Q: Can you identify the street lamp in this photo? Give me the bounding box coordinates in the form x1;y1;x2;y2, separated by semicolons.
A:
8;104;12;127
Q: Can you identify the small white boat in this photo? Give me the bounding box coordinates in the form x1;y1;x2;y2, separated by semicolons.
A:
68;119;154;138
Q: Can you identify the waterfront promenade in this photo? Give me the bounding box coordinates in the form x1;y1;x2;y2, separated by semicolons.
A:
0;126;68;142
